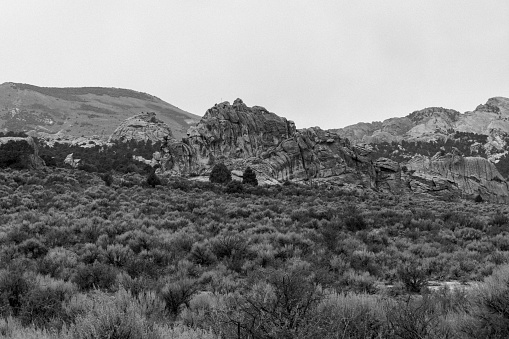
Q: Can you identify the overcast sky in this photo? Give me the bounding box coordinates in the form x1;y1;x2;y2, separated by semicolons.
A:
1;1;508;128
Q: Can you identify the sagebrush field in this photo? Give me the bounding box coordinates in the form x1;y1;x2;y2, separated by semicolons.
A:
2;167;509;338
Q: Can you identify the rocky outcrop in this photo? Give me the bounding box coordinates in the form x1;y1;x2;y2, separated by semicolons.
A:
405;152;509;202
109;112;174;142
374;158;401;193
115;99;509;202
334;98;509;145
124;100;382;188
163;99;387;185
0;136;45;169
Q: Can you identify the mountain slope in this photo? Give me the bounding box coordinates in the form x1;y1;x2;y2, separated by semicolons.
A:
0;82;200;139
332;97;509;144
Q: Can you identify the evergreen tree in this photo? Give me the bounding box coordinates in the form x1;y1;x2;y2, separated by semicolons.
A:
209;163;232;184
147;169;161;188
101;172;114;187
242;167;258;186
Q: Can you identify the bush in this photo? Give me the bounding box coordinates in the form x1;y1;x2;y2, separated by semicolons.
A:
18;276;75;329
209;163;231;184
463;264;509;338
159;278;199;317
147;171;161;188
0;269;30;317
101;172;113;186
397;258;430;293
242;167;258;186
73;263;117;291
225;180;243;194
70;289;163;339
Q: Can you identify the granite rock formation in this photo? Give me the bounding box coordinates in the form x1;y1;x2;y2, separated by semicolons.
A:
157;99;388;187
113;99;509;202
333;97;509;146
405;152;509;202
109;112;174;143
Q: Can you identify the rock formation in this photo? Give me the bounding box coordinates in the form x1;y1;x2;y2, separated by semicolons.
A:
155;99;388;188
112;99;509;202
109;112;174;142
333;97;509;146
0;136;45;169
405;152;509;202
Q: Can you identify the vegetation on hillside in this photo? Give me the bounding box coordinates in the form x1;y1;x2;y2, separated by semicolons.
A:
1;165;509;337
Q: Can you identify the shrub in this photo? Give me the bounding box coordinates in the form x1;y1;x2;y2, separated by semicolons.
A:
73;263;117;291
147;171;161;188
159;278;199;317
18;276;76;329
79;163;98;173
242;167;258;186
225;180;243;194
387;294;453;339
210;269;323;338
101;172;113;186
70;289;163;339
397;257;430;293
209;163;231;184
189;243;216;266
462;264;509;338
0;269;30;317
315;292;389;338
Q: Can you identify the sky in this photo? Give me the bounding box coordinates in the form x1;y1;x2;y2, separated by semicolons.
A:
1;1;509;129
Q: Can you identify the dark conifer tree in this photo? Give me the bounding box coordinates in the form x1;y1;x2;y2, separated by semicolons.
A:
242;167;258;186
209;163;232;184
147;168;162;187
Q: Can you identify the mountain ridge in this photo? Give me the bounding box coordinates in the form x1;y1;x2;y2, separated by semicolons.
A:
0;82;200;140
331;96;509;145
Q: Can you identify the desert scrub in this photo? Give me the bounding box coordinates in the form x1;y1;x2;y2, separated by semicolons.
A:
69;288;165;339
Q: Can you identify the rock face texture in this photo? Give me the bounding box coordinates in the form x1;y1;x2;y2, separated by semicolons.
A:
333;98;509;145
405;152;509;202
0;136;45;169
113;98;509;202
109;112;174;142
157;99;389;187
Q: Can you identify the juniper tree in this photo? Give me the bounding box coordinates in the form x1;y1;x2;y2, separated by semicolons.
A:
209;163;231;184
242;166;258;186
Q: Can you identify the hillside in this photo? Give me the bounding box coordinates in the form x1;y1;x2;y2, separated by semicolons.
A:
331;97;509;178
332;97;509;145
0;82;200;139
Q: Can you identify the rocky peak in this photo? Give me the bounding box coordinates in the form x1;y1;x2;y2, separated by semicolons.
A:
186;99;296;159
406;107;460;124
109;112;174;143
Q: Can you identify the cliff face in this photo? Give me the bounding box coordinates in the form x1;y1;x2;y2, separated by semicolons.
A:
113;99;509;202
406;152;509;202
123;99;380;188
166;99;385;185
